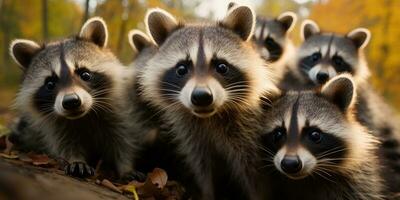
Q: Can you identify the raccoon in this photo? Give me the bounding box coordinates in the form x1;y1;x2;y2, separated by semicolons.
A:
126;29;185;182
228;2;298;89
258;74;384;200
138;5;279;200
287;19;400;194
9;17;139;179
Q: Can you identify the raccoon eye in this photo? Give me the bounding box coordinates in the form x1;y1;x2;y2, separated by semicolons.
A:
273;128;286;144
80;71;92;81
45;78;57;91
264;37;275;47
216;63;229;74
311;52;321;62
308;131;323;144
332;56;344;67
176;65;189;77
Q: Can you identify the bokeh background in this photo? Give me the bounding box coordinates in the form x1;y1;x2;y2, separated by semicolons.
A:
0;0;399;126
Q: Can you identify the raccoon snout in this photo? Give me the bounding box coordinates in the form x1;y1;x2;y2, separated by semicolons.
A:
191;87;213;107
280;155;302;174
316;72;329;84
62;93;82;110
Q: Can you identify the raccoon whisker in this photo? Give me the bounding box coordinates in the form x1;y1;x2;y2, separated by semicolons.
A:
92;101;115;112
231;98;252;108
91;88;113;97
142;102;181;125
92;97;113;100
256;144;275;157
258;163;275;170
227;90;250;94
225;81;253;88
319;157;366;162
93;100;115;109
313;168;337;184
225;84;250;90
317;163;360;172
316;147;348;159
159;89;181;94
93;104;114;114
159;81;181;89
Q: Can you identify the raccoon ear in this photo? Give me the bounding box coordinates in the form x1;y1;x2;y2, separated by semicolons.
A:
301;19;320;41
221;5;255;41
321;74;356;112
128;29;154;53
145;8;179;46
79;17;108;48
277;11;297;33
9;39;42;70
347;28;371;49
227;2;238;11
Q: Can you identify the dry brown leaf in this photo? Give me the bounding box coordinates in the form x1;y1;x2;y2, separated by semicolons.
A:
29;154;50;166
148;168;168;189
101;179;123;194
135;168;169;198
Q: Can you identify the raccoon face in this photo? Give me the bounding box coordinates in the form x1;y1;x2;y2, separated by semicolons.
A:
141;6;277;118
253;12;296;62
11;18;121;120
298;20;371;85
260;75;367;180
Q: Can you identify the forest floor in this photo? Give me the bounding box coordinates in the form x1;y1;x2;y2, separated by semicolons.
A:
0;125;185;200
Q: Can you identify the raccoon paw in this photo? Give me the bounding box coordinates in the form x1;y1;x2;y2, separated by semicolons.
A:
64;162;95;178
121;170;147;182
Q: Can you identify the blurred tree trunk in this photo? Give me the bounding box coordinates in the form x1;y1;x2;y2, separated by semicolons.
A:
376;0;392;97
42;0;49;40
116;0;129;54
83;0;90;24
1;0;10;67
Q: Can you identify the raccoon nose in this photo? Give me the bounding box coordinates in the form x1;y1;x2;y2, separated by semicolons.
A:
281;155;302;174
191;87;213;107
316;72;329;84
62;94;82;110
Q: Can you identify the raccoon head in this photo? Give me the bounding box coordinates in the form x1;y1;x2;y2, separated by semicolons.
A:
297;20;371;85
260;74;376;180
253;12;297;62
11;17;123;121
227;3;297;62
140;6;278;118
128;29;157;68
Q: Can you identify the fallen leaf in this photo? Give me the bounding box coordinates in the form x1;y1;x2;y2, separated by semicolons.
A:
135;168;169;198
122;184;139;200
29;154;50;166
101;179;122;194
148;168;168;189
0;151;18;159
